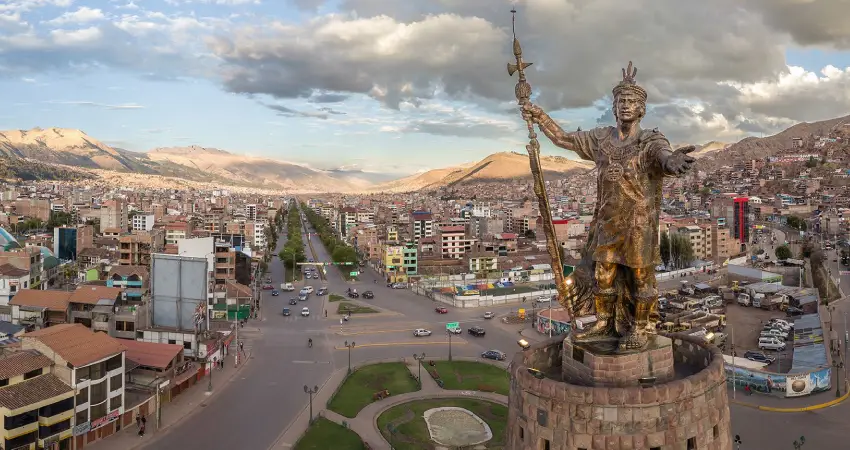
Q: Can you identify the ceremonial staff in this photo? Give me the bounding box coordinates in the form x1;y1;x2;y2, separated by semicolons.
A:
507;9;576;332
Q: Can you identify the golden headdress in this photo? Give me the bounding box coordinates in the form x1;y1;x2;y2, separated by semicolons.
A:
612;61;647;102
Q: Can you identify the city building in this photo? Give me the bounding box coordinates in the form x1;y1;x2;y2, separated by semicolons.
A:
99;200;127;232
131;214;155;232
440;225;475;259
411;211;434;241
22;323;127;449
53;225;94;262
0;350;76;450
244;204;257;221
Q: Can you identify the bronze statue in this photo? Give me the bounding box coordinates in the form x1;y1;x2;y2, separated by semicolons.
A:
508;11;695;350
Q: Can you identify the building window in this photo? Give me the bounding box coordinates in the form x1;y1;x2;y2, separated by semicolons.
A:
106;355;122;372
109;395;122;412
4;430;37;449
38;418;71;438
76;387;88;405
90;401;107;422
76;365;91;381
75;409;87;425
183;341;192;350
519;426;524;440
90;362;105;380
110;374;122;391
538;438;550;450
23;368;43;380
687;437;696;450
90;380;107;405
116;321;135;332
39;397;74;417
0;378;7;387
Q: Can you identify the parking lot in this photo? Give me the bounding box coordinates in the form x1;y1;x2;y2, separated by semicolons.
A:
725;302;794;372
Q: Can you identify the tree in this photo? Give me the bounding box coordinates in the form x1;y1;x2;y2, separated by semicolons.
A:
805;156;818;168
47;211;72;229
524;229;536;239
660;231;671;269
668;233;695;269
786;215;807;231
775;245;792;260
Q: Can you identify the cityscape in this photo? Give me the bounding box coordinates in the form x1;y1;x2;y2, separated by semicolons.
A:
0;1;849;450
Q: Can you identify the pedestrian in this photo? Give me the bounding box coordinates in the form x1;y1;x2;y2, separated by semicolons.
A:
324;310;327;318
136;415;141;428
141;416;147;427
239;341;244;353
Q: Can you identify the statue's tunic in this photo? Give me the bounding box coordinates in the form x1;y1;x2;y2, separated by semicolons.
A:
572;126;672;269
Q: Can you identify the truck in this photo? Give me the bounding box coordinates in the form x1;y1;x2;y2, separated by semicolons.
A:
737;293;751;307
281;282;295;291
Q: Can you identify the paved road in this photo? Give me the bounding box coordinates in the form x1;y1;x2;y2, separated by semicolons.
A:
146;204;528;449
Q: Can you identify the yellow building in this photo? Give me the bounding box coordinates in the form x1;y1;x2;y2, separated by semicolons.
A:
0;350;75;450
387;225;398;242
382;245;407;283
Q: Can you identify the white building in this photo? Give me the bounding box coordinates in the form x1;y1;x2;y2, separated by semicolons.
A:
0;264;31;306
253;221;267;249
131;214;155;232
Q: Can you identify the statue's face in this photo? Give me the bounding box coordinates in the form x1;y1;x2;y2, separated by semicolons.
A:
614;92;645;123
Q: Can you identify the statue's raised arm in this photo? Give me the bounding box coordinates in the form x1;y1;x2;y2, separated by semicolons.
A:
522;103;585;156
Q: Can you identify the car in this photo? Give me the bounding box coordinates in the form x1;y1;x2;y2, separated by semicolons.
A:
769;318;793;328
483;311;495;319
265;278;272;283
262;284;273;290
348;291;360;298
298;294;308;301
758;337;786;351
289;298;298;305
282;308;291;316
468;326;486;337
317;287;328;296
363;291;374;299
786;307;804;317
435;307;448;314
447;326;462;334
301;307;310;317
304;286;314;294
744;350;775;364
413;329;432;337
481;350;506;361
271;290;280;296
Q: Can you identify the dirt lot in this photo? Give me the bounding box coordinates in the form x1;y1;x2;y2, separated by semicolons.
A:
725;302;794;372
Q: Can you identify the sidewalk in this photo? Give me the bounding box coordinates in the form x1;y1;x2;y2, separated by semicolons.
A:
87;342;255;450
730;380;850;411
270;367;348;448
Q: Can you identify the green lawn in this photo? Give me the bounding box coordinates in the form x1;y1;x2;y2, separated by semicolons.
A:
328;363;420;418
337;302;378;314
376;398;508;449
329;294;344;302
294;417;365;450
424;361;510;395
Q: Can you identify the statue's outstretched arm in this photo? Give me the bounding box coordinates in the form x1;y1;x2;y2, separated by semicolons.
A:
522;103;584;156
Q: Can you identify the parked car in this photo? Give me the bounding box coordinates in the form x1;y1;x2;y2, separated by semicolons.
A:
758;337;786;351
769;318;793;328
317;287;328;296
363;291;374;299
481;350;506;361
786;307;804;317
468;326;486;337
301;307;310;317
483;311;495;319
413;329;432;337
282;308;291;316
435;307;448;314
271;290;280;296
744;350;775;364
447;326;462;334
289;298;298;305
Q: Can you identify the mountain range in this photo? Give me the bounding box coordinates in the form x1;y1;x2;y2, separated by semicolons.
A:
0;116;845;192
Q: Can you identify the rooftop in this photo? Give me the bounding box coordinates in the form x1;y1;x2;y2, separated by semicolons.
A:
69;286;123;305
0;373;73;411
0;350;54;380
24;323;126;367
9;290;71;312
121;340;183;370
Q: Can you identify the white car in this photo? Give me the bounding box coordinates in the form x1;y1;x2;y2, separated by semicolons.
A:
483;312;495;319
413;329;432;337
301;307;310;317
447;326;462;335
304;286;314;294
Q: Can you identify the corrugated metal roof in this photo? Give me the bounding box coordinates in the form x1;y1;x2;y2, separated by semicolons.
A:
790;313;829;373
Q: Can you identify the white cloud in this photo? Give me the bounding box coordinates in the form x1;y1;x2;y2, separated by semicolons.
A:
0;0;73;13
47;101;145;110
44;7;105;25
50;27;103;45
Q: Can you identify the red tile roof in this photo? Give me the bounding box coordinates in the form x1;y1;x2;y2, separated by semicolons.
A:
68;286;123;305
24;324;126;367
10;290;71;312
121;340;183;370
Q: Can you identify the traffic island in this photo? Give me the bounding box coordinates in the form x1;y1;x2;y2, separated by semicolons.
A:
376;398;508;449
293;417;366;450
329;294;345;302
337;301;377;315
328;362;420;418
424;360;510;395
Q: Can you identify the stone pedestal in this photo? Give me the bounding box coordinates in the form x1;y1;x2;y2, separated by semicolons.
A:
561;335;675;387
506;334;732;450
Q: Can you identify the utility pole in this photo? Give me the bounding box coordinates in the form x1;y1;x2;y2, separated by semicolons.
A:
730;325;736;399
413;353;426;387
448;329;453;362
234;313;240;367
304;385;319;425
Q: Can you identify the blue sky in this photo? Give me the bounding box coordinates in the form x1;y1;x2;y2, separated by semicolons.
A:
1;0;849;175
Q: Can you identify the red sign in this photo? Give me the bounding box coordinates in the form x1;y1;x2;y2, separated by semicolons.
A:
91;409;120;430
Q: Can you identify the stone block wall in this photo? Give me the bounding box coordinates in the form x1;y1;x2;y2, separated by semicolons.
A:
507;334;732;450
561;337;675;387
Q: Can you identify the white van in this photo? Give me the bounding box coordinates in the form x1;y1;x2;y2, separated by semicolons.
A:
282;283;295;291
758;337;786;351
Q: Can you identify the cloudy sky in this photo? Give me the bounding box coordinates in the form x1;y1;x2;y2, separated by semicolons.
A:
1;0;849;175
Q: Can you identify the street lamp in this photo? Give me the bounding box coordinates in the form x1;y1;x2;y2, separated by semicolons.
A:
206;356;213;392
413;352;426;387
834;359;844;397
793;436;805;450
344;341;355;374
304;385;319;424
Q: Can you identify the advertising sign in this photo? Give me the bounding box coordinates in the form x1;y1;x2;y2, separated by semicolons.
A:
786;373;814;397
73;422;91;436
91;409;121;430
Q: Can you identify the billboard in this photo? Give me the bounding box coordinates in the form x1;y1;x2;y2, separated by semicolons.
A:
151;254;209;331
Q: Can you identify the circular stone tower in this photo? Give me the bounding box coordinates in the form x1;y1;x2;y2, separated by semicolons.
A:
507;333;732;450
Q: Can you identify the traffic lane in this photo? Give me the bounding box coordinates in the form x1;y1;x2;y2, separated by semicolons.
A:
327;329;470;349
729;402;848;448
145;336;335;450
346;339;493;365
